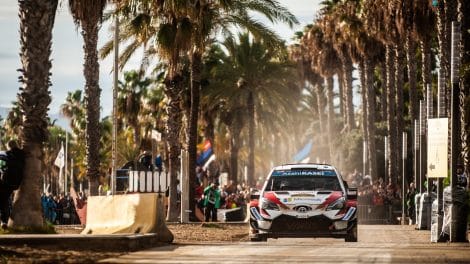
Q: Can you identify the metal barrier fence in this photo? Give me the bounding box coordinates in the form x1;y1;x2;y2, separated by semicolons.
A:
357;204;402;224
116;169;168;193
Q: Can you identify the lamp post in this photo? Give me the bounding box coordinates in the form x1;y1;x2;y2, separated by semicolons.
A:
450;21;461;242
111;14;119;195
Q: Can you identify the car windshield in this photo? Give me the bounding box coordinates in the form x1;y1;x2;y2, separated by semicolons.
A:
267;170;341;191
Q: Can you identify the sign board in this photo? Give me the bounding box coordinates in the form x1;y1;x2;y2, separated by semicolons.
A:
427;118;448;178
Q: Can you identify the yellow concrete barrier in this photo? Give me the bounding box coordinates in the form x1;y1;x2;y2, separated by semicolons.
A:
81;193;158;235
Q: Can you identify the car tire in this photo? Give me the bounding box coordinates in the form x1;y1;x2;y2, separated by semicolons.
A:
345;225;357;242
250;234;268;242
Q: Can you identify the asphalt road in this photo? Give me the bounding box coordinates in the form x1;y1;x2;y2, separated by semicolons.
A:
101;225;470;263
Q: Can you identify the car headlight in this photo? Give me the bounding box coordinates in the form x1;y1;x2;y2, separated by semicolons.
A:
326;197;345;210
261;198;280;211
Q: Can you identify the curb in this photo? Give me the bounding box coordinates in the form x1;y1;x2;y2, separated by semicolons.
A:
0;233;167;252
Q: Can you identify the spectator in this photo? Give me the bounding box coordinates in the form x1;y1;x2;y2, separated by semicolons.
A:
203;182;221;222
0;140;25;229
406;182;418;224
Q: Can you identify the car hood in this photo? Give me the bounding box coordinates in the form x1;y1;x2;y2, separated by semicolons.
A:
264;190;343;208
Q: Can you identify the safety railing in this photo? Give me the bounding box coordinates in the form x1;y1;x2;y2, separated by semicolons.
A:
116;169;168;193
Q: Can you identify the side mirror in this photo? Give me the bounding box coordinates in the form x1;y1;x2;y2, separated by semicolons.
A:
250;188;260;200
347;187;357;200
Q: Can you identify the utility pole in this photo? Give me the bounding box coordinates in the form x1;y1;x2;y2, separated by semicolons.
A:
402;132;407;225
111;14;119;195
450;21;461;242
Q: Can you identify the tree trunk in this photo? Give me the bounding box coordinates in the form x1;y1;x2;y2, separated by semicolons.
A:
359;60;368;175
229;116;242;184
187;51;202;220
386;45;398;184
365;56;377;181
82;21;101;196
342;56;355;131
247;91;255;186
379;62;388;121
203;111;215;145
11;0;58;228
313;83;325;135
406;33;419;123
458;0;470;171
395;43;405;184
164;74;183;222
421;40;432;100
326;76;335;163
338;69;345;122
437;1;450;118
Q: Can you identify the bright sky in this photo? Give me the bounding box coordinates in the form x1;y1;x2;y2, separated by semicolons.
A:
0;1;321;116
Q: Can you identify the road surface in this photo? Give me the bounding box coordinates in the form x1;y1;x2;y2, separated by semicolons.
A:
101;225;470;263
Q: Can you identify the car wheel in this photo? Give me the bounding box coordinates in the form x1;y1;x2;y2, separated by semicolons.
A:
250;234;268;242
345;225;357;242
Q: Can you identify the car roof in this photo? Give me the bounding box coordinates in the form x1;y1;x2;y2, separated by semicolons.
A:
272;163;336;171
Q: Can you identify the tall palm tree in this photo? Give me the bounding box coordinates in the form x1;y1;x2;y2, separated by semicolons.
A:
117;70;151;149
362;0;401;184
302;24;341;163
10;0;58;229
60;90;87;137
220;33;296;186
68;0;108;196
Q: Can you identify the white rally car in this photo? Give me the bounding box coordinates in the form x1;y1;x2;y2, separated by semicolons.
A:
249;163;357;242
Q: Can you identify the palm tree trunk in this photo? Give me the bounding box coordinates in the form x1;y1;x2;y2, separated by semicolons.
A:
365;56;377;181
395;43;405;184
82;21;101;196
313;83;325;135
247;91;255;186
447;0;458;117
203;111;215;145
342;56;355;131
11;0;58;228
326;76;335;163
188;51;202;219
437;1;450;118
386;45;398;184
229;117;242;184
406;33;419;123
338;70;345;126
164;74;183;222
421;40;432;99
379;62;388;121
459;0;470;171
359;60;368;174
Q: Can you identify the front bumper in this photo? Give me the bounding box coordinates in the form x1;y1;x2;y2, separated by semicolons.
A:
250;208;357;238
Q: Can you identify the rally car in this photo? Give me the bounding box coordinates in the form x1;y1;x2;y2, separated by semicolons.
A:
249;163;357;242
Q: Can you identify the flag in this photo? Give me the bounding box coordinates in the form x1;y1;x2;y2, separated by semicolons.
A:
293;140;313;163
202;154;216;170
54;143;65;169
197;140;213;166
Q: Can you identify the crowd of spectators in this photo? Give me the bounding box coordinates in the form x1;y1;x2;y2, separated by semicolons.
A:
345;169;402;223
194;166;250;221
41;192;86;225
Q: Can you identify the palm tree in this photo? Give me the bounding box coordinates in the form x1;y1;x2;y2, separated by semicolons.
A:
219;33;296;186
10;0;58;229
4;101;23;140
117;70;151;149
302;24;341;163
68;0;108;196
60;90;86;137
